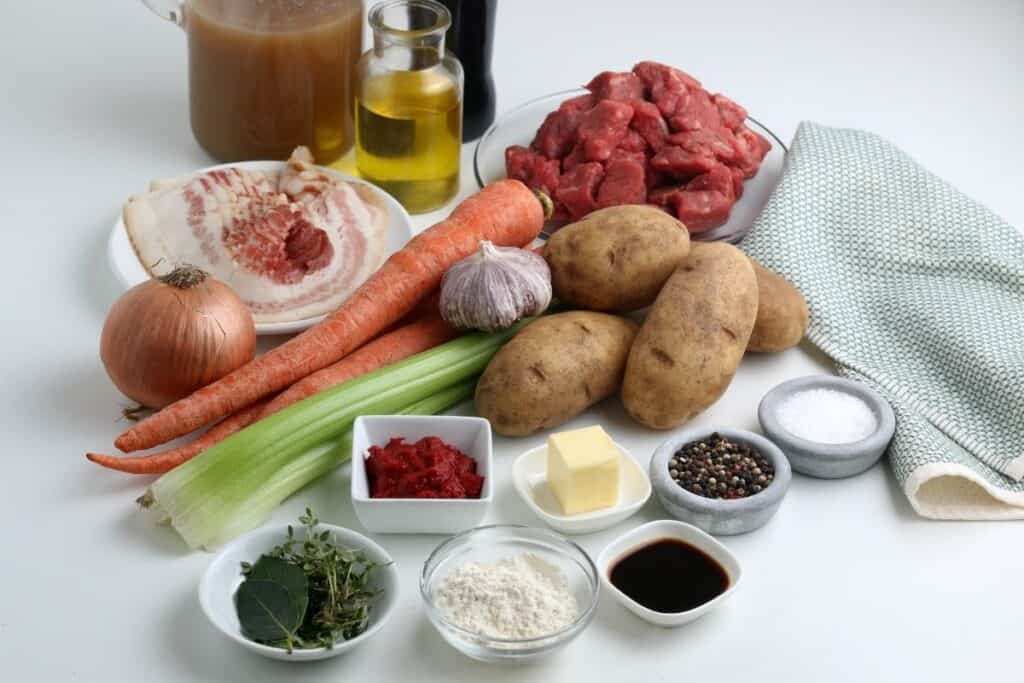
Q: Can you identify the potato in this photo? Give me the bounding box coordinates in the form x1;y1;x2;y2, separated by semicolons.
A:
543;205;690;311
622;243;758;429
747;259;809;352
475;311;639;436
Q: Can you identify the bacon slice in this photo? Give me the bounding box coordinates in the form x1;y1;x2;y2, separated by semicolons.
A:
122;148;389;324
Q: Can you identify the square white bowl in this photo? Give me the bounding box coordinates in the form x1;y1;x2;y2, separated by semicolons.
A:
596;520;742;627
351;415;493;534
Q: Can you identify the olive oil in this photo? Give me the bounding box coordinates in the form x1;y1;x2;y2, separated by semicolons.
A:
356;68;462;213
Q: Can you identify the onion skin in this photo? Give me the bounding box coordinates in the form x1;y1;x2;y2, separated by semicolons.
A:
100;268;256;408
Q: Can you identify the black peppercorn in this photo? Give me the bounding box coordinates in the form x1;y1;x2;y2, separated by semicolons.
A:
668;433;774;500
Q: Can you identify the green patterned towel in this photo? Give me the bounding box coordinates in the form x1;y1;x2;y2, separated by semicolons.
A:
743;122;1024;519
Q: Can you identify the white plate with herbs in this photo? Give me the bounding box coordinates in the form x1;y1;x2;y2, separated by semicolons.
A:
198;514;399;661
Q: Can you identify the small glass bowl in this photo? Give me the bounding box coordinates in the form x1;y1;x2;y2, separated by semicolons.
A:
420;525;600;662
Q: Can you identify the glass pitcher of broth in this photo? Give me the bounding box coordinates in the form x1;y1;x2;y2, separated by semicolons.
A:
141;0;364;164
355;0;463;213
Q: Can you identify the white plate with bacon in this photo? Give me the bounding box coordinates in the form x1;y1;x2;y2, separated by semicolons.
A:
108;148;413;336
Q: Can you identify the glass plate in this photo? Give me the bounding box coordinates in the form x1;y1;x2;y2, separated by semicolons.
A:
474;88;787;243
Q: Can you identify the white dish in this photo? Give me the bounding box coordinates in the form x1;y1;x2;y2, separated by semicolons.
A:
350;415;493;534
198;522;399;661
473;88;786;243
511;442;651;535
107;160;414;336
596;519;741;628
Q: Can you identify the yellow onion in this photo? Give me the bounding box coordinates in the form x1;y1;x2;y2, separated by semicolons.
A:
100;265;256;408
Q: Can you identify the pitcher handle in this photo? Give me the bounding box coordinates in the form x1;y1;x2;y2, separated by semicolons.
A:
141;0;185;27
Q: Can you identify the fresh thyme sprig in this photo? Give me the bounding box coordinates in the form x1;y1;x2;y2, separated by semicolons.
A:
237;508;383;651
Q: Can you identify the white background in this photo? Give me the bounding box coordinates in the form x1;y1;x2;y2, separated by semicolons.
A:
2;1;1022;681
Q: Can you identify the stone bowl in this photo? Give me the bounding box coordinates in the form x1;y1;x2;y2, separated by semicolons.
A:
649;428;792;536
758;376;896;479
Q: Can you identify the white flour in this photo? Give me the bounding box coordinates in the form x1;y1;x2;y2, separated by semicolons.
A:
434;553;579;639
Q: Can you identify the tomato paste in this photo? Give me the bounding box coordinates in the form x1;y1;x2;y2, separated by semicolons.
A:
366;436;484;499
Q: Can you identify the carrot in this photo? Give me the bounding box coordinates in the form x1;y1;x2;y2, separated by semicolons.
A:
87;398;270;474
261;312;459;418
90;312;456;473
114;180;545;453
97;243;542;466
392;290;441;329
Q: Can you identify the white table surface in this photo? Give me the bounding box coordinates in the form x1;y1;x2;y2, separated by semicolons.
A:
2;1;1022;681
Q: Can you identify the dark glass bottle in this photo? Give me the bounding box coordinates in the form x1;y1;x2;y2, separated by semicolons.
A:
438;0;497;141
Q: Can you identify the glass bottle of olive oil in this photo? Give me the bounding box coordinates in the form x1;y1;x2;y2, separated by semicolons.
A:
356;1;464;213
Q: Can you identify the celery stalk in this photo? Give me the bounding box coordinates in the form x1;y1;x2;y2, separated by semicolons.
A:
146;322;528;550
206;380;477;548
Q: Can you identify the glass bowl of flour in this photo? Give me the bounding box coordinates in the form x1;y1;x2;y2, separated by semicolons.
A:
420;525;600;662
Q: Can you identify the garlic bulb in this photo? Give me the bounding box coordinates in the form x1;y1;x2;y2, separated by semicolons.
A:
440;241;552;332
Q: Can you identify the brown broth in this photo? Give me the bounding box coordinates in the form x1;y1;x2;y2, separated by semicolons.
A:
609;538;729;613
186;0;363;163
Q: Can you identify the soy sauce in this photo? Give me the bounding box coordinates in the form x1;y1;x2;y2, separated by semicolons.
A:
609;539;729;613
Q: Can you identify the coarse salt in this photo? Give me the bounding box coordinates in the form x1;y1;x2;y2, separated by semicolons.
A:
776;388;878;444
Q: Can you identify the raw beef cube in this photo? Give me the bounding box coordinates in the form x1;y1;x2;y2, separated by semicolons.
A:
550;204;572;225
531;160;562;196
597;151;646;207
561;143;587;172
577;100;635;162
732;126;771;178
680;165;736;232
712;93;747;130
532;108;583;159
668;89;722;132
679;196;734;233
730;167;746;199
505;145;561;196
648;186;679;208
586;71;645;102
607;148;646;165
559;93;595;114
668;128;738;164
556;162;605;219
645;160;672;191
505;144;540;175
649;179;735;233
686;165;735;200
633;61;702;92
674;190;735;233
618;129;648;153
650;145;719;180
637;69;685;116
629;99;669;150
633;61;701;116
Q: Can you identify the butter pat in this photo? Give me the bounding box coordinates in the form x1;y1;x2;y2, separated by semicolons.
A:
546;426;620;515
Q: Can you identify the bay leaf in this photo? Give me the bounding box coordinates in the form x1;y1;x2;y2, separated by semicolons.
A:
247;555;308;621
236;580;303;646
